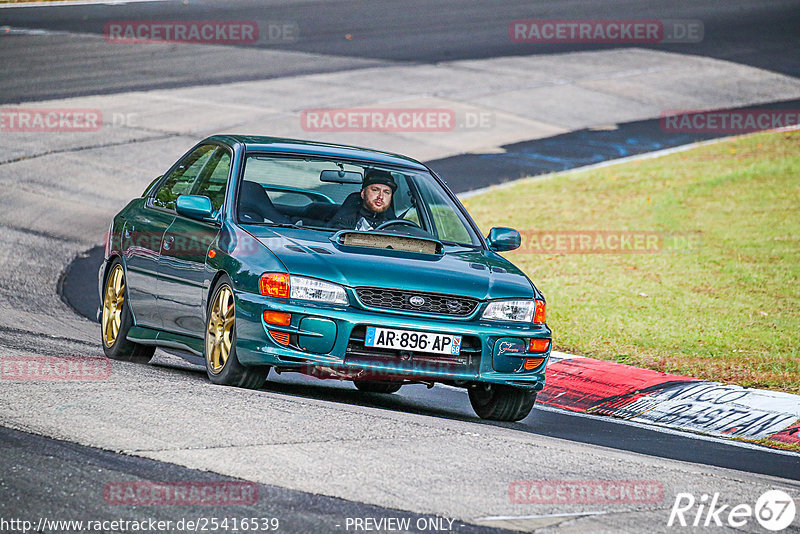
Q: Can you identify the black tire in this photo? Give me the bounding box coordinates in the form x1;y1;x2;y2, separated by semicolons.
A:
205;275;268;389
353;380;403;394
101;259;155;364
468;384;536;421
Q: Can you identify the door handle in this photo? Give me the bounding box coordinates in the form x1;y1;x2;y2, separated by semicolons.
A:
163;235;174;251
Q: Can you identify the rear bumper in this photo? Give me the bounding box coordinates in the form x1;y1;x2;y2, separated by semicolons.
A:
234;291;551;390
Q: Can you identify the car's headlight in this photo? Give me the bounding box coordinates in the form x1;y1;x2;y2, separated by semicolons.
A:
260;273;348;305
481;299;546;324
291;276;348;304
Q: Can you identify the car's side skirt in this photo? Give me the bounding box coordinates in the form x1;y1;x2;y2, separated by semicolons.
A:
127;326;204;357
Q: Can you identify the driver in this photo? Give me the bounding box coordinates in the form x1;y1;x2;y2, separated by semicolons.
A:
329;170;397;230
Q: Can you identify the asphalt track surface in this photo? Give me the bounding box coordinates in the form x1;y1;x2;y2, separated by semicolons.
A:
1;0;799;103
2;425;510;534
430;97;800;190
3;1;800;532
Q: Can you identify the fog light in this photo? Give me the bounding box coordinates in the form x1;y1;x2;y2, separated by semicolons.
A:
524;357;546;370
528;338;550;352
263;310;291;326
270;331;290;345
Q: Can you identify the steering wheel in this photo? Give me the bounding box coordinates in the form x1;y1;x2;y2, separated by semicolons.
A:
374;219;422;231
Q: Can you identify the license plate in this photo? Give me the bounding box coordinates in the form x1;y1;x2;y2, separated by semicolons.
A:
364;326;462;355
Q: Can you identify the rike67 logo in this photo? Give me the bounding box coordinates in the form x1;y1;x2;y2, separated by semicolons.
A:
668;490;796;531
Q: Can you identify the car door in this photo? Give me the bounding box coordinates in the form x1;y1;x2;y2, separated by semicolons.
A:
122;206;174;330
157;145;231;338
124;144;217;330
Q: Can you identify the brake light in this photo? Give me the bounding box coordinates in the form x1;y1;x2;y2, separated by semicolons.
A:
533;300;546;324
260;273;290;298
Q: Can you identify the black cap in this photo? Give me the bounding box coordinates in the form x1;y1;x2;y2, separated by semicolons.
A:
362;169;397;192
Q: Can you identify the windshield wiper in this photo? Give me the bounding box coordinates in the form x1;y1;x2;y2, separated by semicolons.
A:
263;222;334;232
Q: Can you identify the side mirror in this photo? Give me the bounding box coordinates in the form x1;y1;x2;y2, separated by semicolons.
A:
176;195;215;221
486;227;521;252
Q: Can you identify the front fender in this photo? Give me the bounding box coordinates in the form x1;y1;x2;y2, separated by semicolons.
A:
203;222;288;313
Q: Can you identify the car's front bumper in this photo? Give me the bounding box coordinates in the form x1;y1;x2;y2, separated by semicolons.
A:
234;292;551;390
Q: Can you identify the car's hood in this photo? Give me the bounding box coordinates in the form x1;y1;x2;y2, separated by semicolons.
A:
243;226;535;301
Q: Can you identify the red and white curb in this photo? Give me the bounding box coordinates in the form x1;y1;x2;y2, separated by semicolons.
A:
539;352;800;447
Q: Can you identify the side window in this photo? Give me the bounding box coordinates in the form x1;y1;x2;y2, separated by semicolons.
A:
191;148;231;212
152;145;215;210
413;177;474;244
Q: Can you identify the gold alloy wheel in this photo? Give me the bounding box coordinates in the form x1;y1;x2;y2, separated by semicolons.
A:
206;285;235;374
102;264;125;348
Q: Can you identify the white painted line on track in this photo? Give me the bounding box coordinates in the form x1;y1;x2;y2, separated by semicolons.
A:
0;0;170;8
474;511;608;521
0;25;50;34
548;350;584;361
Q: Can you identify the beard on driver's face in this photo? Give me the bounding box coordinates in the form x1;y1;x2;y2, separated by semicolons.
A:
365;197;390;213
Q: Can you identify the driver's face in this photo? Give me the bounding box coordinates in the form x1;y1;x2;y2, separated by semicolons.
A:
361;184;393;213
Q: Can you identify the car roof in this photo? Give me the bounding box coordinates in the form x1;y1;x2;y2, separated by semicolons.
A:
206;135;429;171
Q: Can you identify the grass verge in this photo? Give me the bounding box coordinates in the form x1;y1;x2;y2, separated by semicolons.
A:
466;129;800;394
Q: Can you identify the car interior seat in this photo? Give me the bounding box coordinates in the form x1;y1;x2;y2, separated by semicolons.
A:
238;181;291;224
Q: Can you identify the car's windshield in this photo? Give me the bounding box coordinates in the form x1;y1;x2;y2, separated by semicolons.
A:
238;154;481;247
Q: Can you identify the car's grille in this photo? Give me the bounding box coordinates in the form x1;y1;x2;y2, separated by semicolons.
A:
345;326;481;375
355;287;479;316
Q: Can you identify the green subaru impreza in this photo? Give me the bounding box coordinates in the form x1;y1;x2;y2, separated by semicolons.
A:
99;135;551;421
